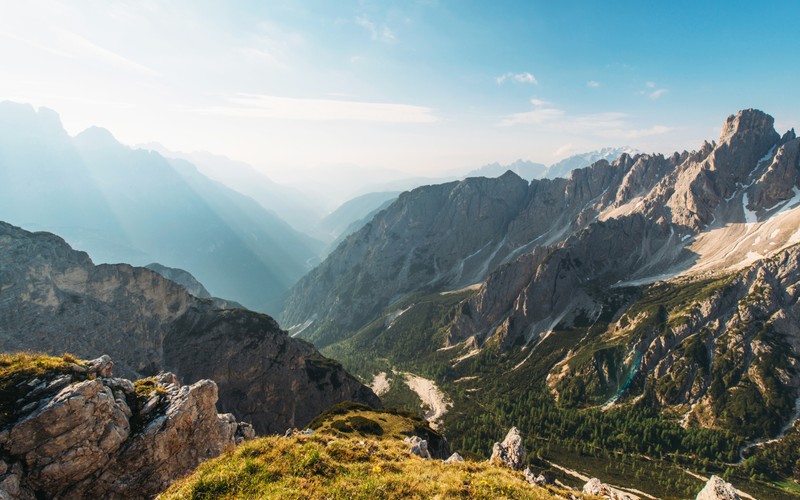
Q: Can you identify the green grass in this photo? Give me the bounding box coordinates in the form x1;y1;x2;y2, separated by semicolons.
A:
0;352;87;427
158;426;570;499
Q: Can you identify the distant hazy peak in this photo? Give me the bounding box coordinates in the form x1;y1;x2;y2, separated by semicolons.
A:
466;159;548;180
0;100;68;142
74;126;122;150
546;146;640;180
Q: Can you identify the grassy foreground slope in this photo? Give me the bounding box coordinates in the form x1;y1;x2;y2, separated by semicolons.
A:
159;405;571;500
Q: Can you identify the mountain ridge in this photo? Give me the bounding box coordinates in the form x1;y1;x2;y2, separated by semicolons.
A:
0;221;379;434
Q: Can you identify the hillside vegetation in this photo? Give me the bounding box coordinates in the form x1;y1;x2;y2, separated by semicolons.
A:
160;405;569;500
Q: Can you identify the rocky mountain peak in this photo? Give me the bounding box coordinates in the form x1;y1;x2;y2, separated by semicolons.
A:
73;126;123;151
710;108;779;180
718;108;775;145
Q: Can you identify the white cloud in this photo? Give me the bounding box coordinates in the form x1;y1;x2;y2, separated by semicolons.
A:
195;94;438;123
498;107;565;126
595;125;673;139
639;82;669;100
498;101;672;139
587;80;600;88
529;98;552;107
554;143;578;157
355;15;396;43
496;72;538;85
0;29;159;77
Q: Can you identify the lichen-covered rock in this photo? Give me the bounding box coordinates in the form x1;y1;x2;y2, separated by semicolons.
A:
695;476;740;500
489;427;526;470
0;356;254;499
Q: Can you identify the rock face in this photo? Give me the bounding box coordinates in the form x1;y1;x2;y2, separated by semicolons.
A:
489;427;526;470
695;476;740;500
0;222;380;434
145;263;212;299
0;356;254;499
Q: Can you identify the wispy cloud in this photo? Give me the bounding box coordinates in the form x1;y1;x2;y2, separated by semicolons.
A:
587;80;600;88
498;100;672;139
1;29;158;77
195;94;438;123
554;143;578;157
640;81;668;99
496;72;538;85
355;15;396;43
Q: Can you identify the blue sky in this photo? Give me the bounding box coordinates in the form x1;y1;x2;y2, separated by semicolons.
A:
1;0;798;178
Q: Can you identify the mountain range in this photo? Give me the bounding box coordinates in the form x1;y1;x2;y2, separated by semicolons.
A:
0;101;322;313
280;109;800;496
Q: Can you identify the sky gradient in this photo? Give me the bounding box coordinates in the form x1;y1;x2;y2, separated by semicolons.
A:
1;0;798;178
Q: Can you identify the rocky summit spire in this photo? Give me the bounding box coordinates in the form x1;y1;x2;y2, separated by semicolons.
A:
711;108;780;179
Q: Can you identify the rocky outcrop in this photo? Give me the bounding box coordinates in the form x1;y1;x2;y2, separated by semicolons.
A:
0;356;253;499
695;476;740;500
403;436;432;459
442;452;464;464
582;478;637;499
489;427;526;470
0;222;380;434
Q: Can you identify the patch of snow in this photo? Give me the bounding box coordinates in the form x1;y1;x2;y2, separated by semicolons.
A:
743;192;758;224
769;186;800;216
681;234;692;242
770;229;781;239
758;144;777;166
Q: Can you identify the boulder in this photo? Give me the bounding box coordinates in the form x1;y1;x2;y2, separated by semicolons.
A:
489;427;526;470
443;452;464;464
583;478;637;499
696;476;740;500
403;436;432;459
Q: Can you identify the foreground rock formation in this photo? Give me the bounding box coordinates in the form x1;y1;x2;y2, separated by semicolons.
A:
0;222;379;434
490;427;526;470
0;354;253;499
695;476;740;500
